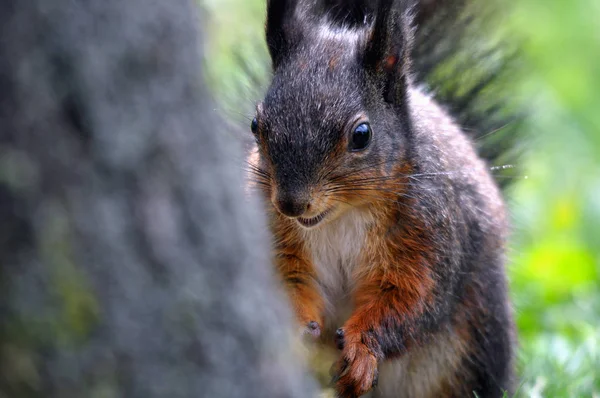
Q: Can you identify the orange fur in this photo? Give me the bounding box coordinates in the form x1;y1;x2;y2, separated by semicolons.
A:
273;217;326;331
333;197;437;396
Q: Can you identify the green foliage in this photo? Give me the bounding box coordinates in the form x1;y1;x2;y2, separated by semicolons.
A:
202;0;270;113
505;1;600;395
202;0;600;396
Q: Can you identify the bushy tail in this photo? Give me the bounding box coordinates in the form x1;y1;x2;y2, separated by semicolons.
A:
411;0;523;187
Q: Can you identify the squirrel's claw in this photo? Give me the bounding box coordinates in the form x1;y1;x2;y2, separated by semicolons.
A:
301;320;321;339
335;327;345;350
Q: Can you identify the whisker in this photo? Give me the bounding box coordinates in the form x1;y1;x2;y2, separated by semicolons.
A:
244;173;270;184
331;191;417;211
324;181;449;195
407;170;468;178
325;196;354;207
217;107;255;122
243;160;272;178
327;181;410;191
475;122;514;142
408;164;522;179
318;156;342;182
244;167;271;180
326;185;446;195
488;164;528;179
326;187;419;203
328;173;415;186
489;164;516;171
328;158;403;183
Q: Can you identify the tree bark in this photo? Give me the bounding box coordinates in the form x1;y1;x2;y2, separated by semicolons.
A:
0;1;315;397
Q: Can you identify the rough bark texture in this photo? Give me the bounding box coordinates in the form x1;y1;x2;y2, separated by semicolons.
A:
0;1;316;397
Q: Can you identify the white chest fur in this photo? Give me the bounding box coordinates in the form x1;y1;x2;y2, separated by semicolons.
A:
301;209;373;328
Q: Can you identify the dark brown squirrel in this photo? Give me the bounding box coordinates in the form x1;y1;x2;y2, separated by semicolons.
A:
247;0;516;396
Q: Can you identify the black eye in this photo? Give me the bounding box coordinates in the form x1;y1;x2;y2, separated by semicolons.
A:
349;122;372;151
250;117;258;135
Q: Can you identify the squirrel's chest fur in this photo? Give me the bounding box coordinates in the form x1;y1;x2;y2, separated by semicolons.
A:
301;208;374;330
300;209;467;398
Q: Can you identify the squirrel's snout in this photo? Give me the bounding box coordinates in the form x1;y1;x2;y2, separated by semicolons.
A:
273;192;310;218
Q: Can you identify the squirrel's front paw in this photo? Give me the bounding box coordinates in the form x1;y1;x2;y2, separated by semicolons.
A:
332;328;379;398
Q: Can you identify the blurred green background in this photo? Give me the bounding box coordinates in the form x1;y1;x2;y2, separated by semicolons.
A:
201;0;600;396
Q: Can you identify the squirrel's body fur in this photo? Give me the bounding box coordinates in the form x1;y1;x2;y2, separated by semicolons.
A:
249;1;515;396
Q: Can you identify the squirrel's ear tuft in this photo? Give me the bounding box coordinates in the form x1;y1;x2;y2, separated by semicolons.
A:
266;0;308;70
363;0;414;106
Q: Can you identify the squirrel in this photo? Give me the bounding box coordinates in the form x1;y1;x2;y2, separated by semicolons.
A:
247;0;516;397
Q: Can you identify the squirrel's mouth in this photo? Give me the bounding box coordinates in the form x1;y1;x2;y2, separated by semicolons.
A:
296;207;334;229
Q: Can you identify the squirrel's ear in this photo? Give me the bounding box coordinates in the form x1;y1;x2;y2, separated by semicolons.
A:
364;0;414;106
266;0;307;70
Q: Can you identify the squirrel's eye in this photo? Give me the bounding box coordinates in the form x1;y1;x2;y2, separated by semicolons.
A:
349;122;372;151
251;117;259;136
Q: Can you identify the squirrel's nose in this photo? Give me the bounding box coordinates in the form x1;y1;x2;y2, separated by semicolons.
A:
273;193;310;218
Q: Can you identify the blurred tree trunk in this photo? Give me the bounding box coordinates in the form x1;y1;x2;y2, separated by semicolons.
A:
0;1;315;397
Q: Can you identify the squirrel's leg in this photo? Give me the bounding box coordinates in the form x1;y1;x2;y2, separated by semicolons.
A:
333;256;435;398
276;252;325;338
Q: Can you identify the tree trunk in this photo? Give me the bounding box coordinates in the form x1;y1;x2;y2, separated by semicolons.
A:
0;1;315;397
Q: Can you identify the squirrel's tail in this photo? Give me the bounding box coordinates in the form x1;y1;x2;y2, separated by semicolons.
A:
411;0;523;188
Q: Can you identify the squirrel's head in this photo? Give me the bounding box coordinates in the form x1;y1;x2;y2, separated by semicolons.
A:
250;0;414;229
